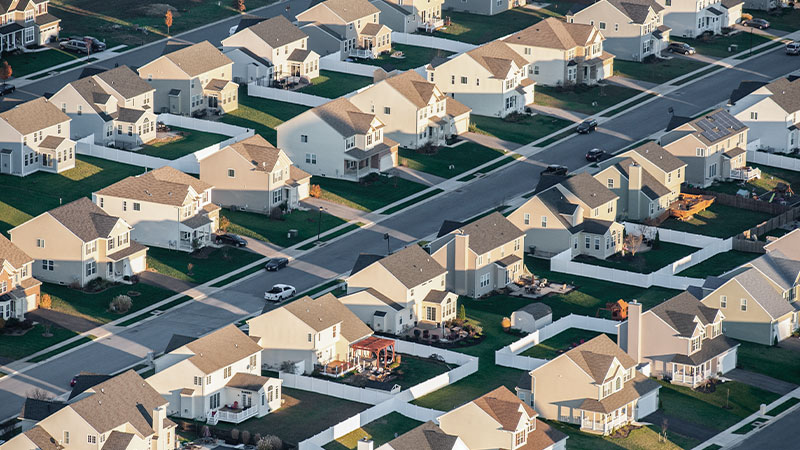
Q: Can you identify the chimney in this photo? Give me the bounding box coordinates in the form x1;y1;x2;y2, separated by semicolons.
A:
454;233;469;296
628;162;643;218
627;300;642;364
152;405;163;437
357;438;374;450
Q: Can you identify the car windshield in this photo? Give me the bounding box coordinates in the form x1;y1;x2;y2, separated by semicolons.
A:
268;287;282;293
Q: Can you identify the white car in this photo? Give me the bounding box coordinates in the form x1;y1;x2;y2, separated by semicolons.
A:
264;284;296;302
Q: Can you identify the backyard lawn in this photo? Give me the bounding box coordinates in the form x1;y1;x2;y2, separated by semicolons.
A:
430;7;563;44
520;328;607;359
146;247;263;284
0;324;78;361
298;70;373;98
676;250;757;278
221;90;310;144
323;413;422;450
470;114;574;145
658;203;774;238
546;421;699;450
534;84;641;115
613;58;708;85
574;242;700;274
312;175;427;212
2;48;78;78
736;341;800;385
42;282;175;325
399;143;506;178
221;208;347;248
356;44;453;71
709;164;800;197
746;8;800;32
672;32;773;58
138;126;228;159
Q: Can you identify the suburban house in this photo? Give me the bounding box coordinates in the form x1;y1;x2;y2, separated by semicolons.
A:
50;65;157;148
618;293;739;387
698;230;800;345
442;0;528;16
222;47;273;87
146;324;283;425
342;244;458;334
369;0;444;33
0;234;40;320
566;0;669;62
138;41;238;116
660;108;750;188
654;0;740;38
222;15;320;85
199;134;311;214
18;398;66;432
516;334;661;436
93;166;219;252
428;212;526;298
377;421;469;450
594;141;686;221
0;0;60;52
426;40;534;117
276;97;399;180
350;70;471;149
721;0;744;27
503;18;614;86
296;0;392;60
728;76;800;153
0;97;75;177
8;197;147;287
247;293;378;374
0;371;177;450
438;386;568;450
508;173;624;259
511;303;553;333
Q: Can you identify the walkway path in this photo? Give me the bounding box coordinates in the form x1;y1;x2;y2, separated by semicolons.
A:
606;75;659;92
390;166;447;186
525;105;586;122
462;131;521;152
726;369;798;395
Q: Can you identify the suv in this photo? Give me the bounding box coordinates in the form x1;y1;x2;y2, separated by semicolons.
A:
83;36;106;52
585;148;606;162
668;42;696;55
541;164;568;176
60;39;89;54
576;118;598;134
744;18;770;29
0;83;15;96
787;42;800;56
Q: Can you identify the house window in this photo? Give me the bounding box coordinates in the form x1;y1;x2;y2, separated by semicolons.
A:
305;153;317;164
228;169;235;178
77;105;82;115
460;76;467;84
384;106;391;114
451;75;455;85
599;21;606;30
36;238;45;248
741;298;747;311
607;178;614;188
193;376;201;386
523;213;530;225
594;238;600;250
696;148;704;157
515;431;525;446
300;134;308;143
224;366;232;378
85;261;97;277
750;111;757;120
615;377;621;391
534;66;540;75
332;324;337;338
250;355;257;368
210;392;220;409
308;333;312;342
42;260;54;271
720;295;726;308
690;336;701;352
541;216;547;227
477;255;483;265
514;239;520;251
64;432;70;445
133;202;140;211
206;375;211;384
585;236;590;248
24;27;33;43
479;273;490;288
615;23;619;31
122;201;127;211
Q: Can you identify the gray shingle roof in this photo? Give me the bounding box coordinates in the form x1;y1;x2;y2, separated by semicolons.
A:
240;15;307;48
564;334;636;383
47;198;124;242
764;77;800;115
729;267;795;319
95;166;212;207
626;141;685;173
225;373;273;391
180;324;263;374
671;335;739;365
614;158;671;200
311;97;378;136
648;291;718;337
607;0;663;24
284;293;373;342
516;302;552;320
560;172;618;209
0;97;69;135
456;211;524;255
748;250;800;290
374;245;447;288
95;66;154;100
575;219;616;235
312;0;380;23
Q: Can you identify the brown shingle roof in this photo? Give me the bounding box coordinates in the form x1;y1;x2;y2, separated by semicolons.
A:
95;66;154;100
458;211;524;255
382;70;442;108
284;293;373;342
39;136;66;150
0;233;33;269
180;324;263;374
578;372;660;413
504;17;597;50
472;386;538;431
384;421;460;450
23;426;63;450
360;22;388;36
375;245;447;288
564;334;636;383
101;431;135;450
46;198;124;242
764;77;800;114
225;134;282;172
157;41;233;77
446;97;471;117
313;0;380;23
241;15;308;47
465;41;528;79
96;166;212;207
311;97;379;136
226;372;274;391
559;172;618;209
0;97;69;135
626;141;685;173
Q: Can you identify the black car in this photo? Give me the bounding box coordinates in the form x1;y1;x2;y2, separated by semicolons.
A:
215;233;247;247
0;84;15;96
265;257;289;271
744;18;770;29
585;148;606;162
576;118;598;134
542;164;568;176
668;42;696;55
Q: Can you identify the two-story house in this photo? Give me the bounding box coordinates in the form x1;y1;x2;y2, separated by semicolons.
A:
0;0;60;52
566;0;669;62
341;244;457;334
594;141;686;221
8;197;147;287
0;97;74;177
146;324;283;425
503;18;614;86
428;212;525;298
508;173;624;259
199;134;310;214
442;0;528;16
369;0;444;33
50;66;157;149
728;76;800;154
93;166;219;252
438;387;567;450
138;41;238;116
655;0;740;38
660;108;750;187
350;70;471;149
222;15;320;85
516;334;660;436
276;97;399;180
618;293;739;387
377;421;469;450
0;234;40;320
296;0;392;60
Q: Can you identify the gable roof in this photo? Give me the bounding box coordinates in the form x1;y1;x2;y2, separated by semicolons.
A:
472;386;537;431
564;334;636;383
613;158;671;199
718;267;795;319
283;293;373;341
352;245;446;288
22;426;63;450
504;17;597;50
223;134;283;172
560;172;618;209
238;15;307;47
156;41;232;77
384;421;460;450
101;431;136;450
0;97;69;135
607;0;663;24
68;373;113;400
747;250;800;292
454;212;524;255
46;198;124;242
94;66;154;99
648;291;718;337
350;253;384;275
311;97;379;136
728;80;768;106
674;109;747;146
311;0;380;23
20;398;66;422
65;76;116;120
626;141;685;173
382;70;443;108
0;233;33;269
516;302;552;320
178;324;263;374
95;166;212;207
764;77;800;114
465;41;528;79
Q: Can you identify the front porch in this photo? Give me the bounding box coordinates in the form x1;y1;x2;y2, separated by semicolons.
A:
671;361;713;387
178;207;219;251
343;142;398;180
580;401;634;435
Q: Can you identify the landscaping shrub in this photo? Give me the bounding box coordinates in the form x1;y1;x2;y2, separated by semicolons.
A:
109;295;133;313
39;293;52;309
256;435;282;450
240;430;250;445
230;429;239;442
501;317;511;331
0;318;5;330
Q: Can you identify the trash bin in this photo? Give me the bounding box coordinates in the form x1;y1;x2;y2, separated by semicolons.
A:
729;44;738;52
287;229;298;239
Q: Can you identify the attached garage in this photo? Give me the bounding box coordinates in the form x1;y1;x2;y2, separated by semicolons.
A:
718;348;738;374
635;388;659;420
774;316;794;343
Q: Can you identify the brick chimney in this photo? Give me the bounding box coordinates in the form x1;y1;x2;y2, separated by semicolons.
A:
627;300;642;364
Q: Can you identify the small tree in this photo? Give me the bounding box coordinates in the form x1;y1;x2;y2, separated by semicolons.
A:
39;293;52;309
235;0;246;12
660;418;669;443
219;216;231;233
653;230;661;250
27;388;51;400
458;304;466;321
110;295;133;313
501;317;511;331
165;9;173;36
309;184;322;198
187;262;194;276
624;233;643;257
256;436;282;450
0;61;12;87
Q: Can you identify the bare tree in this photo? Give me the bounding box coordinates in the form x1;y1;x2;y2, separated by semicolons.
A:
27;388;51;400
256;436;282;450
624;233;643;257
660;418;669;443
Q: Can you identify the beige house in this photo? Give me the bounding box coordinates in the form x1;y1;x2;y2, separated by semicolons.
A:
728;76;800;154
276;97;399;180
377;421;469;450
350;70;471;149
199;134;310;214
93;166;219;252
517;334;660;436
147;325;282;425
50;66;157;149
429;212;525;298
442;0;527;16
426;40;534;118
508;173;623;259
619;293;738;387
0;234;41;320
660;109;750;188
438;386;567;450
138;41;238;116
503;18;614;87
0;0;60;51
342;244;457;334
369;0;444;33
296;0;392;60
0;371;177;450
0;97;75;177
222;15;320;85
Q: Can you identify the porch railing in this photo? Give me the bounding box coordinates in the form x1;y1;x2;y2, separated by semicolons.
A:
730;167;761;182
419;19;444;32
582;414;628;434
215;406;257;424
349;48;372;59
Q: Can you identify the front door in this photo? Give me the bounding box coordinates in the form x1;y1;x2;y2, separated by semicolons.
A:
0;151;9;174
242;393;252;408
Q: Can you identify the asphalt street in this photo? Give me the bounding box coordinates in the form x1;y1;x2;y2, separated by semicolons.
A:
730;408;800;449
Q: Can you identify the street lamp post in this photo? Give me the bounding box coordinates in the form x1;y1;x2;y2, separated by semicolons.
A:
384;233;391;255
317;206;324;242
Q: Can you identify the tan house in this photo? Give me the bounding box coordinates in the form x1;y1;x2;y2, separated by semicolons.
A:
369;0;445;33
618;293;739;387
138;41;238;116
438;386;568;450
508;173;623;259
350;70;471;149
0;97;75;177
0;234;41;320
199;134;310;214
429;212;525;298
0;0;60;52
377;421;469;450
342;244;457;334
9;197;147;287
503;18;614;87
516;334;660;436
296;0;392;60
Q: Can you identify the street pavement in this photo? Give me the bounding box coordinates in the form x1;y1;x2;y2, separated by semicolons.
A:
729;410;800;449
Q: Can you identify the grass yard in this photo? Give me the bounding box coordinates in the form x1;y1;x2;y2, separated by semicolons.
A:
146;247;263;284
546;421;699;450
298;70;373;98
221;208;347;248
736;341;800;385
0;156;146;235
357;44;454;71
520;329;607;359
613;58;708;85
323;413;422;450
676;250;757;278
470;114;574;145
708;164;800;198
138;126;228;159
399;142;506;178
672;32;773;58
0;324;78;361
43;282;175;324
312;175;427;212
534;84;641;115
221;89;310;144
391;355;452;389
767;397;800;416
574;242;700;274
658;203;774;238
2;48;78;78
746;9;800;32
430;7;563;44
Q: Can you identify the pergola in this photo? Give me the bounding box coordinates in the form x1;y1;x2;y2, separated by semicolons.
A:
351;336;396;368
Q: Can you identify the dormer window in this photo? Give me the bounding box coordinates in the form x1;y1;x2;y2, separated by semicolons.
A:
614;376;622;392
690;335;701;353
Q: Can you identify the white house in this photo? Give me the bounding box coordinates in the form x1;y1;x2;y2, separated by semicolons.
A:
296;0;392;60
728;76;800;153
369;0;445;33
655;0;740;38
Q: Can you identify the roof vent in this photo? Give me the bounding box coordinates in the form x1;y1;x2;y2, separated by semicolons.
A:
100;388;104;393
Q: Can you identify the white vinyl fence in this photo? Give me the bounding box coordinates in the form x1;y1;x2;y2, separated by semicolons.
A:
247;82;329;107
391;31;477;53
320;52;382;77
747;149;800;172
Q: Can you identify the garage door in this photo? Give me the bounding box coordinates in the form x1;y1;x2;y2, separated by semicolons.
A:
776;317;792;342
636;389;659;420
718;349;737;375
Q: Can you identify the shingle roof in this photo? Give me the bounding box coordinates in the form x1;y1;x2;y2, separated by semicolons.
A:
312;0;380;23
178;324;263;374
764;229;800;254
384;421;460;450
224;134;282;172
721;0;744;7
67;76;116;119
614;158;671;200
46;198;124;242
729;80;769;106
648;291;718;337
457;212;524;255
671;335;739;365
516;302;552;320
465;41;529;79
68;373;113;400
607;0;663;24
116;108;146;123
747;251;800;292
446;97;471;117
96;166;212;207
157;41;233;77
20;398;66;422
287;48;314;62
365;245;447;288
363;287;405;311
764;77;800;114
579;372;660;413
239;15;307;47
0;233;33;269
95;66;154;100
504;17;597;50
564;334;636;383
350;253;384;275
726;267;796;319
560;172;618;209
381;70;443;108
360;22;388;36
23;426;63;450
626;141;685;173
523;419;569;450
226;373;273;391
101;431;135;450
0;97;69;135
472;386;537;431
311;97;378;136
284;293;373;341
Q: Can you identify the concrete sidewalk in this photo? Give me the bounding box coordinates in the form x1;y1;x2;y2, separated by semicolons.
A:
606;75;659;92
462;131;521;152
526;105;586;123
390;166;447;186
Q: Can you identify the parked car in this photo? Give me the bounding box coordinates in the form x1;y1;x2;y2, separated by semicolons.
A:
265;257;289;271
786;41;800;55
576;118;598;134
264;284;296;302
541;164;568;176
743;18;770;29
214;233;247;247
0;83;15;96
668;42;696;55
83;36;106;52
60;39;89;54
585;148;606;162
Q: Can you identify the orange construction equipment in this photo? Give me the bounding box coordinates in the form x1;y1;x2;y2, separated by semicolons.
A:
669;193;715;221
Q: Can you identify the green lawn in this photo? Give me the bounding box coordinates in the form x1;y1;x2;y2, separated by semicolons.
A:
470;114;574;145
574;242;700;274
534;84;641;115
658;203;774;238
323;413;422;450
221;208;347;248
676;250;757;278
546;421;699;450
672;33;773;58
138;126;228;159
709;164;800;198
298;70;373;98
767;397;800;416
746;9;800;32
613;58;708;85
0;324;78;361
356;44;454;71
431;7;562;44
2;48;78;78
399;143;506;178
43;282;175;324
520;329;607;359
312;175;427;212
736;341;800;385
221;89;310;144
0;156;146;235
329;354;452;390
146;246;263;284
